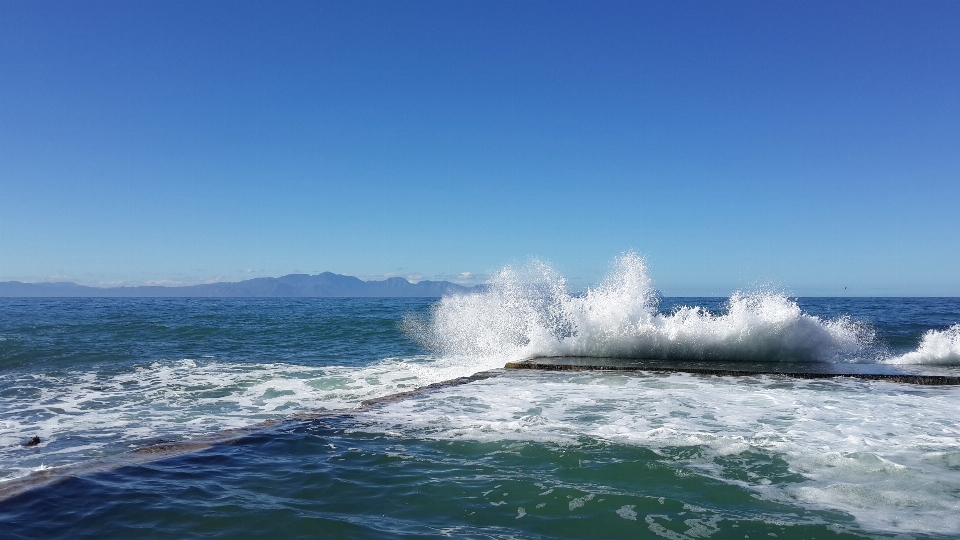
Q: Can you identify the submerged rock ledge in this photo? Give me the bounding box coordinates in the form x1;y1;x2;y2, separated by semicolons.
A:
0;369;503;503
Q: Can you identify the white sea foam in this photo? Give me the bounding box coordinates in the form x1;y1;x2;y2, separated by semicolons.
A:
3;253;957;536
406;252;872;363
354;370;960;536
0;355;478;481
889;324;960;365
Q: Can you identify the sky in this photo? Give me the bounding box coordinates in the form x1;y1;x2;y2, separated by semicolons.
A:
1;0;958;296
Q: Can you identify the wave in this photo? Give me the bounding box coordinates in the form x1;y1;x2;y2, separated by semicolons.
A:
889;325;960;365
405;252;874;363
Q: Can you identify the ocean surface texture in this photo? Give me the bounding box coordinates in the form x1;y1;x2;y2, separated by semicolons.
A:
2;258;960;539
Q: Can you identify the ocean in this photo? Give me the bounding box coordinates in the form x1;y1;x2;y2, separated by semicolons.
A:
2;256;960;539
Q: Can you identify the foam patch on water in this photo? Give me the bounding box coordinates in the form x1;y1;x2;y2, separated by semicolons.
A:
0;355;493;482
405;253;873;363
353;370;960;536
889;325;960;365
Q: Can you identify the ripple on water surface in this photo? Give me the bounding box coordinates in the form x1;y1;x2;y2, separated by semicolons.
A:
3;369;960;539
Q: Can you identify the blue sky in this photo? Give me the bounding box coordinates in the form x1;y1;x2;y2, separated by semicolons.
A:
2;0;958;295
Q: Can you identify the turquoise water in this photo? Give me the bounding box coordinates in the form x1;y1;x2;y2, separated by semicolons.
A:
2;284;960;538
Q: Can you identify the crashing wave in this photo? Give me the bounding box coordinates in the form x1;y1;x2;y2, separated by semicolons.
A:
405;252;873;363
889;325;960;365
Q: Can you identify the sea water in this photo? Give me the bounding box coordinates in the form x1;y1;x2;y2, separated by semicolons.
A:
2;256;960;539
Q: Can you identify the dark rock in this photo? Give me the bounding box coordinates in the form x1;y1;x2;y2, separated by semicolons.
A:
504;362;960;385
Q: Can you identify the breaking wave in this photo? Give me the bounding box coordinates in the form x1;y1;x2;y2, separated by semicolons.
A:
889;325;960;365
405;252;873;363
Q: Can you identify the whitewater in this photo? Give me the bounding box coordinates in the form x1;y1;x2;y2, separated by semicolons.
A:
2;255;960;538
407;252;954;365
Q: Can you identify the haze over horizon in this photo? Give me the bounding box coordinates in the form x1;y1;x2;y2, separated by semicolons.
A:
2;1;958;296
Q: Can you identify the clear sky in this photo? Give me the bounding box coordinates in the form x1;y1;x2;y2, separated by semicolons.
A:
2;0;958;296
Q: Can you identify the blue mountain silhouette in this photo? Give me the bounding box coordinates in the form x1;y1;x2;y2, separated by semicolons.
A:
0;273;477;297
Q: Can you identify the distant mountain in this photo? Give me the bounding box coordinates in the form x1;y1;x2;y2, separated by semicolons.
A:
0;273;478;298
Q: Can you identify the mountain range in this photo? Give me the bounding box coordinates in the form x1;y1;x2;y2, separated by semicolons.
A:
0;273;478;298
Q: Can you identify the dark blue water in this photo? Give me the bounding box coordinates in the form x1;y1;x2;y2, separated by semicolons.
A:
0;298;432;371
2;296;959;538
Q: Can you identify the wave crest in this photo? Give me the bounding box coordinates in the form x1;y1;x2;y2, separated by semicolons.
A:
405;253;871;363
890;325;960;365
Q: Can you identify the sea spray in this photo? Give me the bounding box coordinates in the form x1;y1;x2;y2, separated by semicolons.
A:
406;252;873;363
890;324;960;365
4;294;960;538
